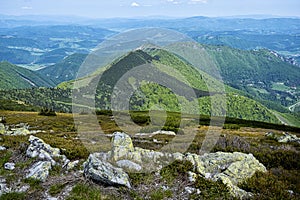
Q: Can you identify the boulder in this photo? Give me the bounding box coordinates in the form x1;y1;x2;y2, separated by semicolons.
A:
4;163;15;170
0;146;6;151
66;160;80;171
26;161;52;182
83;153;131;188
111;132;134;161
0;123;5;135
278;132;300;143
116;160;142;172
13;127;30;135
26;136;61;165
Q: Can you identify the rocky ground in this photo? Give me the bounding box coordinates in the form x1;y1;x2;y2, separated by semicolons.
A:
0;111;299;199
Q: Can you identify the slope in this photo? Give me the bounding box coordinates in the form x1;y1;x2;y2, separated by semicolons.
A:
38;53;87;84
0;61;55;89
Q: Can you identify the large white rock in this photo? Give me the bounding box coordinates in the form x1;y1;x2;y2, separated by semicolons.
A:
83;153;131;188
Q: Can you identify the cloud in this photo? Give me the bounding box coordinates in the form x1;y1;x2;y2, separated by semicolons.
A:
21;6;33;10
131;2;140;7
189;0;208;4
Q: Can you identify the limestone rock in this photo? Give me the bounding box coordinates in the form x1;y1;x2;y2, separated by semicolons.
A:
83;153;131;188
116;160;142;172
278;132;300;143
26;161;52;182
0;146;6;151
0;123;5;135
4;163;15;170
111;132;134;161
26;136;61;165
13;127;30;135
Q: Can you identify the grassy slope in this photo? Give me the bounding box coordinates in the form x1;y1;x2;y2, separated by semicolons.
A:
0;61;55;89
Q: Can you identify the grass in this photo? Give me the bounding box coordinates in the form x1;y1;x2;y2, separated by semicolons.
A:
49;183;67;196
67;183;117;200
0;192;26;200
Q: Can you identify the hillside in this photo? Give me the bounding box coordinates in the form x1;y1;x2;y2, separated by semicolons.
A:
0;62;55;89
38;53;87;84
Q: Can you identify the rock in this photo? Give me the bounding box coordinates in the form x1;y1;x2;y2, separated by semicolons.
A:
26;136;61;165
13;127;30;135
0;177;10;196
111;132;134;161
83;153;131;188
185;186;200;194
0;117;6;123
0;146;6;151
278;132;300;143
188;171;197;182
66;160;80;171
4;163;15;170
26;161;52;182
0;123;5;135
135;130;176;137
116;160;142;172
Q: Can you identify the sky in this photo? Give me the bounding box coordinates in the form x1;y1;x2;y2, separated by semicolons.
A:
0;0;299;18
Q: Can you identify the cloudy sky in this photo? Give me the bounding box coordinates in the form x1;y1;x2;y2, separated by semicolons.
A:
1;0;299;18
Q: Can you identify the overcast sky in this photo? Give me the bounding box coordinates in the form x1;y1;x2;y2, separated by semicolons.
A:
1;0;299;18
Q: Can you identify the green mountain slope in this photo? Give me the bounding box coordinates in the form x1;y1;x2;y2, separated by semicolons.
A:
70;48;280;124
38;53;87;84
0;61;55;89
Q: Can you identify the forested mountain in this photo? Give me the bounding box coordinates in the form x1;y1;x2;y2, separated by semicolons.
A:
0;61;55;89
38;53;87;84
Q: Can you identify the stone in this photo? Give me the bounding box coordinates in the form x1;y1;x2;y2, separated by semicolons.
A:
116;160;142;172
0;177;10;196
83;153;131;188
4;163;15;170
26;161;52;182
26;136;61;165
188;171;197;182
0;123;5;135
66;160;80;171
13;127;30;135
278;132;300;143
185;186;200;194
111;132;134;161
0;146;6;151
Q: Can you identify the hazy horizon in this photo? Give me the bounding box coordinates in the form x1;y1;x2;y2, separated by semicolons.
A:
1;0;299;19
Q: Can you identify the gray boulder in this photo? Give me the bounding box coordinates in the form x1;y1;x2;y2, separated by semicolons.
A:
26;161;52;182
26;136;61;165
116;160;142;172
111;132;134;161
0;146;6;151
83;153;131;188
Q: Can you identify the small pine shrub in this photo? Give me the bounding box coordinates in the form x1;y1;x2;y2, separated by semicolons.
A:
38;108;57;116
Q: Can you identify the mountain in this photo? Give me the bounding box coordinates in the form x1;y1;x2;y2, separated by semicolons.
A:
68;48;280;124
38;53;87;84
0;61;55;89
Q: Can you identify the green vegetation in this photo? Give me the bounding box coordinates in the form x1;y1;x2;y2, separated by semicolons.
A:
160;160;193;184
0;192;26;200
149;188;173;199
49;183;67;196
38;107;57;116
0;61;55;90
67;183;115;200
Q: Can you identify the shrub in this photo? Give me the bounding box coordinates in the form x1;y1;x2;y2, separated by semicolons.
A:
38;108;57;116
192;176;233;200
222;124;240;130
239;171;296;200
160;160;193;184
